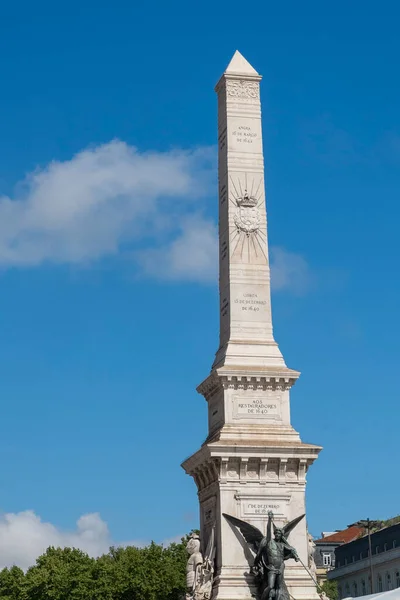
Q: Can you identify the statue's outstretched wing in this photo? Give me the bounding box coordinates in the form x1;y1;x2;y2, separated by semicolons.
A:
223;513;264;552
279;514;305;539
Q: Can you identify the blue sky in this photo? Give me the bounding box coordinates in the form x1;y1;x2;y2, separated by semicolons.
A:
0;0;399;567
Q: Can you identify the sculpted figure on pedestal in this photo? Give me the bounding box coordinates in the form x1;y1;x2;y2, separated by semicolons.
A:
185;529;215;600
307;531;317;581
224;511;304;600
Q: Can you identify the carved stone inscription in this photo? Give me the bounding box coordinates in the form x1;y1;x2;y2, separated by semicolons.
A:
234;292;267;313
244;501;284;516
229;119;262;153
237;493;291;520
233;395;281;420
232;125;258;145
232;289;269;323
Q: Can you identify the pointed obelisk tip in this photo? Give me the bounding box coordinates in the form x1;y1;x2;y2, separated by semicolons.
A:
224;50;259;76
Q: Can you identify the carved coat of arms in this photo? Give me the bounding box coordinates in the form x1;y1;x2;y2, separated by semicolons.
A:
234;192;260;236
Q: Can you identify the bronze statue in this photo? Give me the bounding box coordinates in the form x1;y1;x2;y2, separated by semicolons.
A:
223;510;304;600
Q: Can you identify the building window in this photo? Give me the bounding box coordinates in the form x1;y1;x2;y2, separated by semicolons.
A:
384;543;387;552
396;571;400;588
393;540;397;549
345;558;348;565
345;584;350;598
360;552;363;560
353;582;358;597
352;555;355;563
378;575;383;593
362;580;366;595
338;586;342;600
323;553;332;567
387;573;392;590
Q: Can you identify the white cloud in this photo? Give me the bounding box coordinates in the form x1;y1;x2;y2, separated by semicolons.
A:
136;223;313;290
0;510;181;571
0;141;312;291
270;246;313;295
0;140;216;269
137;215;218;282
0;511;110;570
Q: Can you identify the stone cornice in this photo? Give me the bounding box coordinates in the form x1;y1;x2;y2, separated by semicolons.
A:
197;367;300;400
182;444;320;493
182;441;321;476
207;441;322;459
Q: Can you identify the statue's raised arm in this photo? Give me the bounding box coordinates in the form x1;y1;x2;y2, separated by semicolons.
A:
224;511;305;600
278;513;304;563
266;510;274;543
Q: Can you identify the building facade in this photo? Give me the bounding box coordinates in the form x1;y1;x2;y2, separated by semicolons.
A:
328;523;400;598
315;527;364;583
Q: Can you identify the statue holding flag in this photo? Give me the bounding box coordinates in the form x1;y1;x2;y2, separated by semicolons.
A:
223;511;304;600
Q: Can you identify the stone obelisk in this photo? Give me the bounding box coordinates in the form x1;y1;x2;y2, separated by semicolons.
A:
182;52;321;600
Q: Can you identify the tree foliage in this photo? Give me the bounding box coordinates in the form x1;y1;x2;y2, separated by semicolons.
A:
0;566;26;600
319;579;338;600
382;514;400;528
0;535;341;600
0;538;188;600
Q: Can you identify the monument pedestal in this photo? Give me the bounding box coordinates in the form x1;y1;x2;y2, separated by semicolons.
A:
182;414;320;600
182;51;321;600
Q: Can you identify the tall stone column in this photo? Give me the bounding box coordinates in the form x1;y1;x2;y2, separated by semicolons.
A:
214;50;283;371
182;52;321;600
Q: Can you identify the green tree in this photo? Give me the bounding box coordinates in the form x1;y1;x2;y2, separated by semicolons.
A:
382;514;400;527
24;547;95;600
319;579;338;600
0;534;190;600
0;565;26;600
93;540;187;600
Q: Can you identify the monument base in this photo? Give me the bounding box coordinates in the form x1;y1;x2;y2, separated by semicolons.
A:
211;568;320;600
182;438;321;600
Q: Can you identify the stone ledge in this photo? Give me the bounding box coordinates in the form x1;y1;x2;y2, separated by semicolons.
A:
207;439;322;451
197;367;300;399
182;442;321;490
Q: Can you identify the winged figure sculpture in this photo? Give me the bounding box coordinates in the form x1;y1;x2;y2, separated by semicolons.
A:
223;511;304;600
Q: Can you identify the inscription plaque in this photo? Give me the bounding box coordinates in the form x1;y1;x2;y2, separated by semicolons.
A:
229;122;261;152
233;395;281;420
244;501;284;516
236;493;291;519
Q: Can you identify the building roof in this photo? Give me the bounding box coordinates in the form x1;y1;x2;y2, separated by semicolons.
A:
344;589;400;600
315;525;364;544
